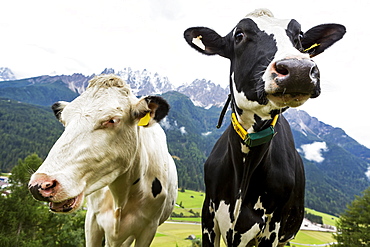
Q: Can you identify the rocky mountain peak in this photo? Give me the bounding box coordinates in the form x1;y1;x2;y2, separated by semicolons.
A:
0;67;16;81
177;79;229;108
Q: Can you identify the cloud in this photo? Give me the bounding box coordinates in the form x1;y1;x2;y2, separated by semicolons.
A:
300;142;328;163
365;166;370;180
179;126;187;135
160;117;171;130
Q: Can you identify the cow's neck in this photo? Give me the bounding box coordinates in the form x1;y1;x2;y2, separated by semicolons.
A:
229;99;281;203
107;147;146;235
231;99;276;134
230;76;278;133
107;136;147;221
229;94;283;156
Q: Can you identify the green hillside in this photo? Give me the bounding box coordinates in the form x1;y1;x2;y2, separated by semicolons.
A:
154;189;338;246
0;78;79;106
0;98;63;172
161;91;227;191
0;81;369;216
292;128;370;216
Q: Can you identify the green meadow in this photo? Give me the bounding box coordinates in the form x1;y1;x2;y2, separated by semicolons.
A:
151;189;337;247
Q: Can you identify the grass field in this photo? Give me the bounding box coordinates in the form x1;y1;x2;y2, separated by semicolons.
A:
305;208;338;226
152;222;201;247
153;189;337;247
152;222;336;247
293;230;336;245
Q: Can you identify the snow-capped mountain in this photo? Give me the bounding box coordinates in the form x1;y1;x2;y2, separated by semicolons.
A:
284;108;370;162
0;67;16;81
284;109;370;163
58;73;94;94
177;79;229;108
285;109;336;140
24;73;93;94
0;67;230;107
111;68;174;96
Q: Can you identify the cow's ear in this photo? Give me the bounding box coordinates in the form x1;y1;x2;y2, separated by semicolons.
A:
301;24;346;57
51;101;69;122
133;96;170;127
184;27;231;58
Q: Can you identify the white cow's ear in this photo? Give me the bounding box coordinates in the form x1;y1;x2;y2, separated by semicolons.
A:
133;96;170;127
51;101;69;122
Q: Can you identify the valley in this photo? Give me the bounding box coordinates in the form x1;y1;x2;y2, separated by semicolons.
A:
1;67;369;216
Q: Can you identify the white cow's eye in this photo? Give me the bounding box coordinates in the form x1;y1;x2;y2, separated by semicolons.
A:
102;117;121;128
109;119;117;124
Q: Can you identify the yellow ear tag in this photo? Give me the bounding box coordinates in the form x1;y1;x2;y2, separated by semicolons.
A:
137;112;151;126
303;43;320;52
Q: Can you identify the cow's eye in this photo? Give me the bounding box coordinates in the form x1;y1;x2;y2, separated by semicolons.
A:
101;117;121;128
234;31;245;44
296;32;304;51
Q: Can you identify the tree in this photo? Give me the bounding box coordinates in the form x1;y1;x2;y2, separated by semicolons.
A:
334;187;370;246
0;154;85;247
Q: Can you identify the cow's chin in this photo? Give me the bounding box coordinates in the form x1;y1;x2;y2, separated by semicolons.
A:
49;192;84;214
267;93;310;108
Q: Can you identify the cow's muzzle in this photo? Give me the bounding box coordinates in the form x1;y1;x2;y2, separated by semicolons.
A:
29;173;58;202
267;58;320;107
28;173;83;213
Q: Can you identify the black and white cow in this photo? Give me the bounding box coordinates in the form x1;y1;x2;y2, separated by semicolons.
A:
184;9;345;246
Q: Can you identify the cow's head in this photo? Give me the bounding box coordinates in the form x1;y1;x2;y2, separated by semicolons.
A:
184;9;345;119
28;74;169;213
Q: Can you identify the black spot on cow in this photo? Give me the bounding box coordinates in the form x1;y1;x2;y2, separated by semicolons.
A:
260;232;276;246
226;229;234;246
226;229;241;246
151;177;162;198
269;219;277;232
233;232;241;246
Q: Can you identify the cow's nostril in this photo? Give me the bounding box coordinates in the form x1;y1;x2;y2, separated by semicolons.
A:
29;177;58;202
41;180;57;190
310;65;319;80
275;62;289;76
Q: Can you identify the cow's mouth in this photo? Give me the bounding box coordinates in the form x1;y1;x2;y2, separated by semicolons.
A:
267;93;311;108
49;193;84;213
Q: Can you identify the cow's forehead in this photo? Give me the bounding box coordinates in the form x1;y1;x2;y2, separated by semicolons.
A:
233;15;305;63
236;16;298;35
62;87;133;121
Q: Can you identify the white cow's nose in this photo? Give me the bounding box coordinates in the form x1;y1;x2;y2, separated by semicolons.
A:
28;173;58;202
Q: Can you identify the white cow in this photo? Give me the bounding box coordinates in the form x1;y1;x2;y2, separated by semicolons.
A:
28;74;178;247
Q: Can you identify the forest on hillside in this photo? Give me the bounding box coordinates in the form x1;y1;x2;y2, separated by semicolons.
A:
0;99;63;172
1;93;369;216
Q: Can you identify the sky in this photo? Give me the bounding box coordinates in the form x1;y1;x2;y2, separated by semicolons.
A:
1;0;369;148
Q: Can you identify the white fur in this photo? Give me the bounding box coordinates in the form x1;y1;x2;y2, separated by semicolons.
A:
231;73;275;129
29;75;178;247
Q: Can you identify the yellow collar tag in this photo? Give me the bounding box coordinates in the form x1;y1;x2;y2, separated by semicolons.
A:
231;113;279;147
231;113;248;140
138;112;151;126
